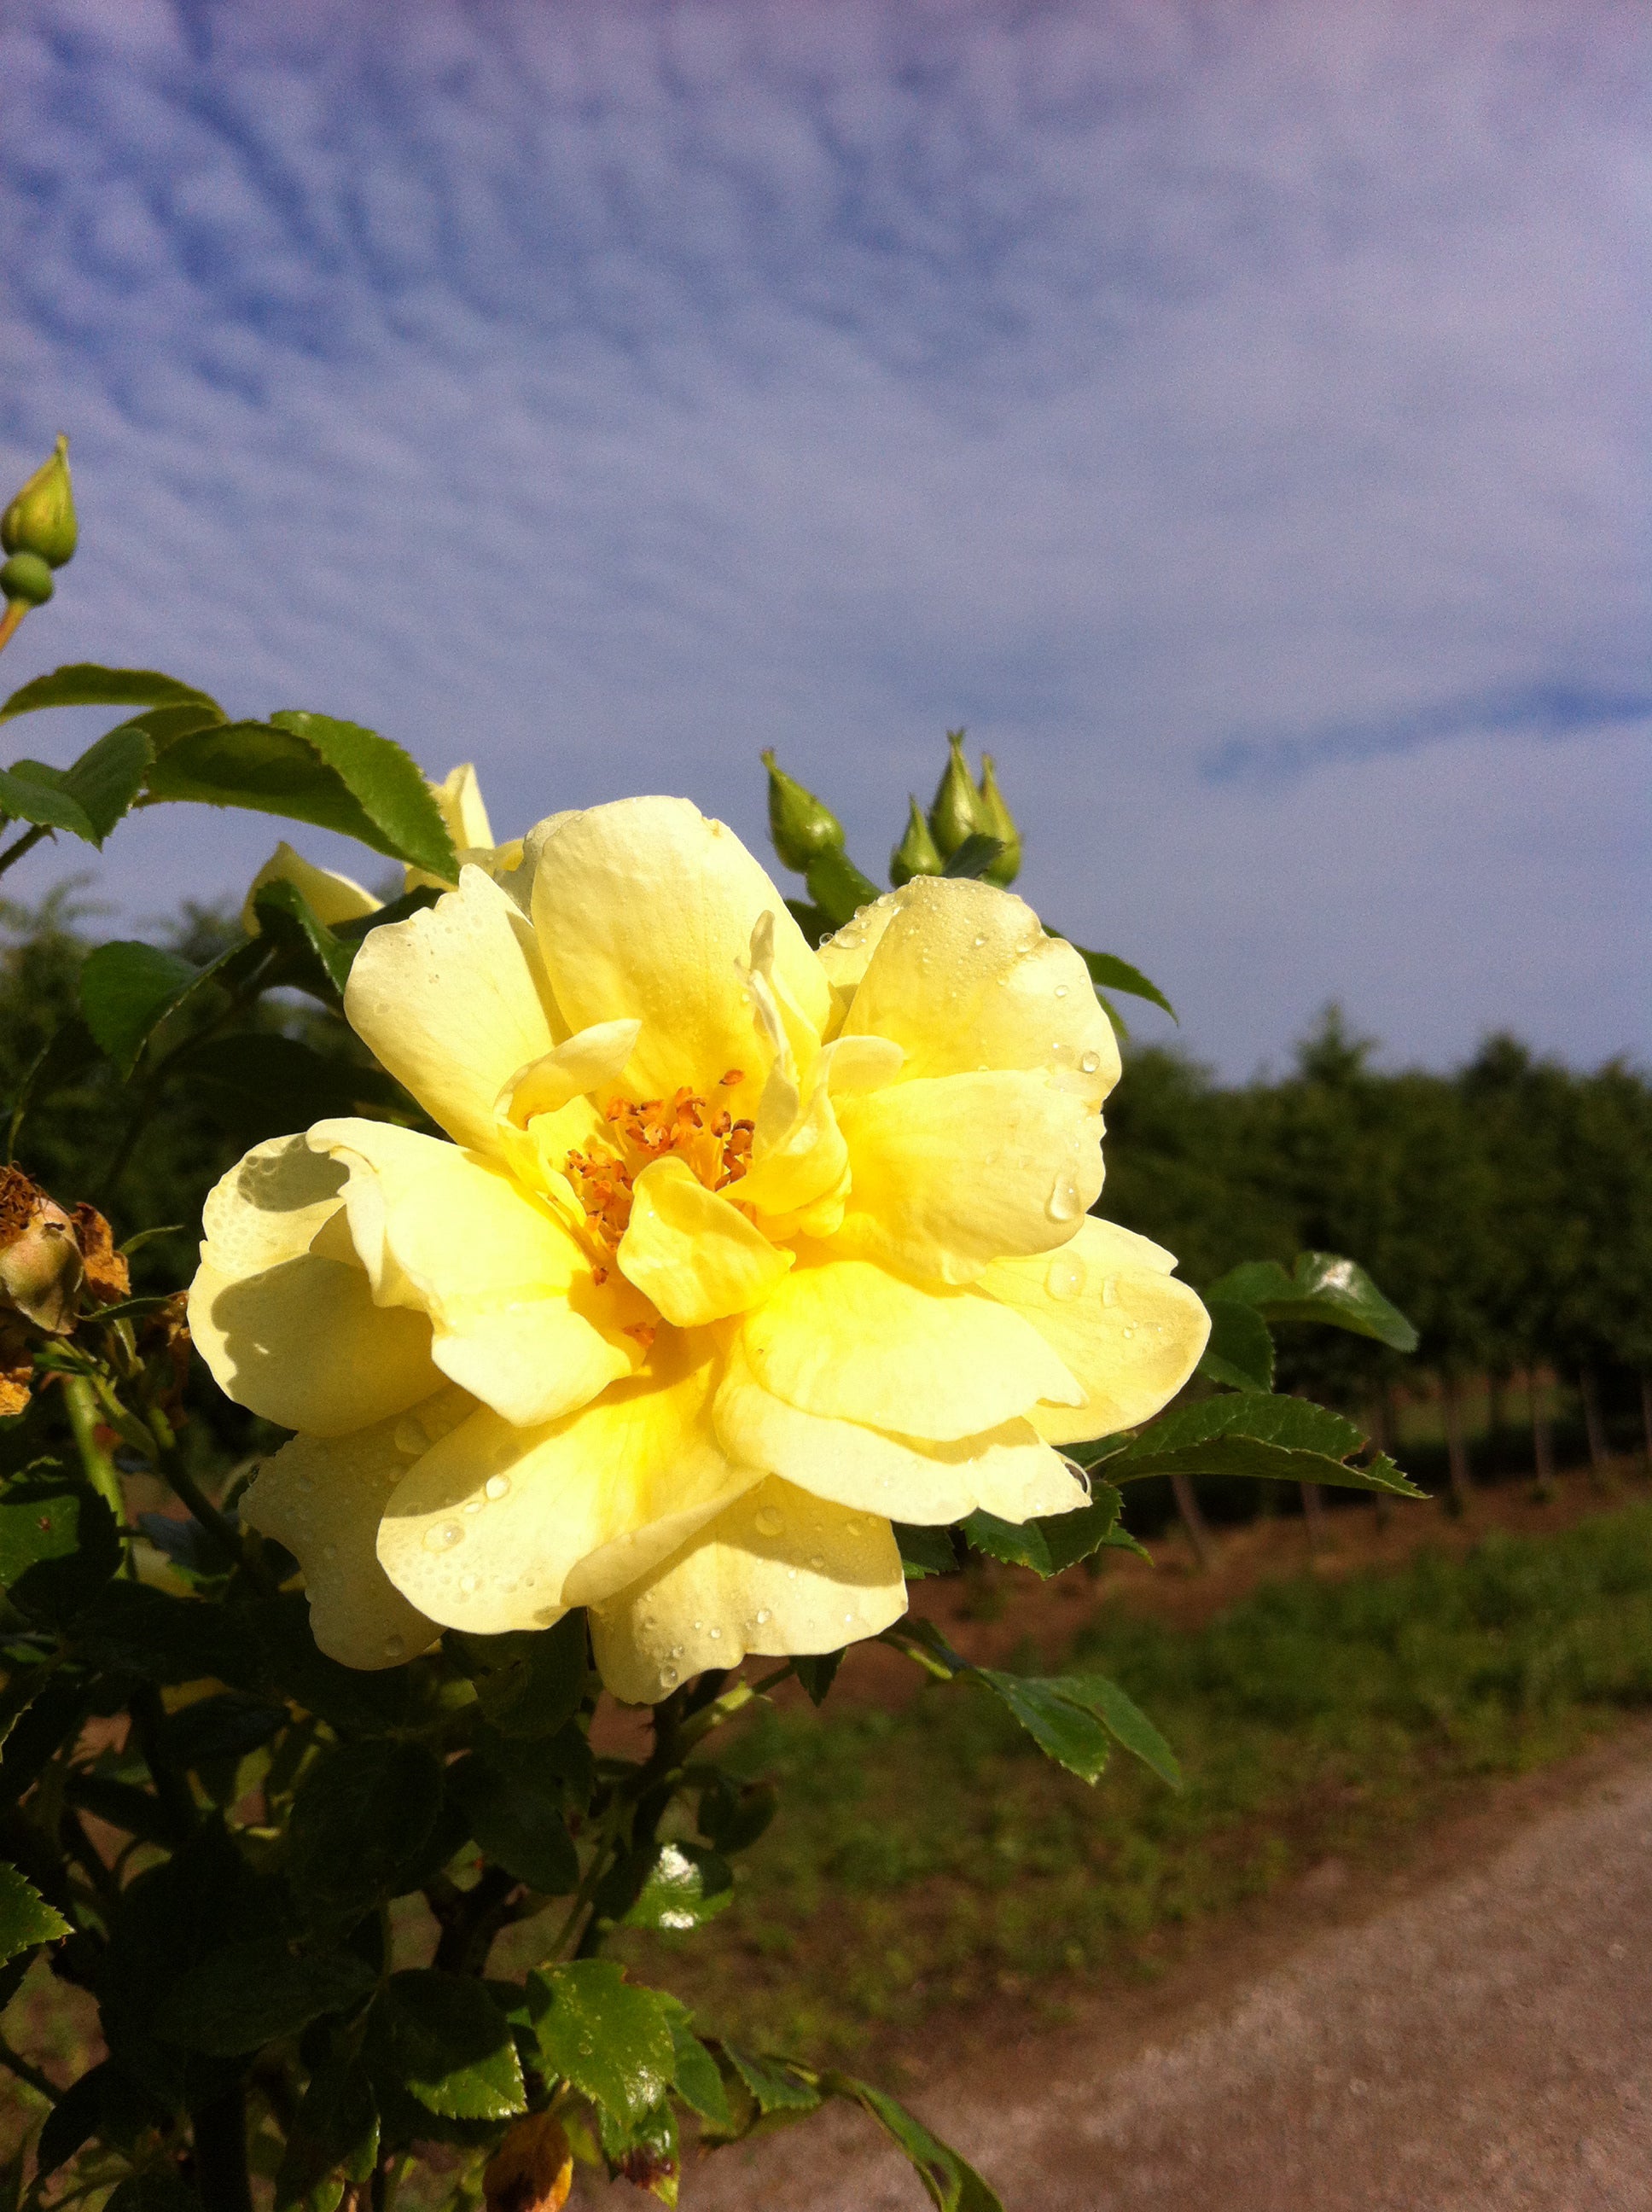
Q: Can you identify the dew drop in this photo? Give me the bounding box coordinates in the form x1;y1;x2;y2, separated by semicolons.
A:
296;1474;315;1495
1102;1276;1120;1307
1121;1324;1136;1340
787;1567;799;1580
807;1552;826;1571
382;1634;404;1660
844;1514;870;1536
692;1620;703;1632
484;1474;512;1500
1044;1252;1086;1301
754;1505;783;1537
578;2038;594;2058
708;1626;722;1640
1054;982;1069;998
660;1668;678;1688
462;1499;484;1516
843;1611;854;1625
972;932;987;948
755;1608;772;1626
1079;1050;1101;1074
423;1521;464;1552
321;1542;338;1562
459;1573;480;1595
1046;1171;1083;1223
669;1644;683;1658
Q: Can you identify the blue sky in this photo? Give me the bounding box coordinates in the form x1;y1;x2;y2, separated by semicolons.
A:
1;0;1646;1079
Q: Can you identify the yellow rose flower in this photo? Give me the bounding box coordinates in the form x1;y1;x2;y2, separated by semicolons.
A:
190;796;1208;1700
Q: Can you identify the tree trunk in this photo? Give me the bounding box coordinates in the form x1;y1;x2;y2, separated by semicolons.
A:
1580;1365;1613;1489
1530;1368;1556;1499
1486;1371;1507;1475
1441;1371;1473;1510
1300;1481;1327;1552
1169;1471;1215;1570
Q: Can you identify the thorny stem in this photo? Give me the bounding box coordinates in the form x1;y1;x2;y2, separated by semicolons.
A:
61;1373;125;1526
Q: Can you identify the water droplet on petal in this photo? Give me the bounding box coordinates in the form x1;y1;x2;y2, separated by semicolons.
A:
755;1607;772;1625
708;1626;722;1640
807;1553;825;1571
1102;1276;1120;1307
321;1543;337;1562
1055;983;1068;998
296;1475;314;1495
459;1573;480;1595
1044;1252;1086;1301
484;1474;511;1500
972;932;987;947
382;1634;404;1660
1079;1050;1101;1074
669;1644;683;1658
754;1505;784;1537
423;1521;464;1552
660;1667;678;1687
1046;1172;1082;1223
463;1499;484;1516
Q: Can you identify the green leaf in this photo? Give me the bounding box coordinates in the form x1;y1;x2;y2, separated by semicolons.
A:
656;2000;730;2129
110;700;225;755
33;2063;107;2179
6;1016;99;1162
974;1670;1112;1784
0;1860;69;1965
188;1033;410;1146
1099;1391;1425;1498
447;1749;579;1894
939;832;1005;880
820;2074;1005;2212
1207;1250;1419;1353
530;1959;674;2127
269;712;456;878
695;1773;777;1856
79;941;198;1074
56;721;155;843
620;1842;734;1932
1048;1673;1181;1787
450;1612;587;1738
1068;942;1178;1022
789;1650;842;1706
0;761;94;839
275;2056;379;2212
288;1741;444;1912
0;1479;121;1622
106;2178;203;2212
157;1939;376;2054
0;663;222;722
248;877;353;1001
1032;1485;1126;1575
960;1511;1054;1575
1198;1295;1276;1392
722;2045;821;2116
370;1971;525;2122
599;2096;681;2202
893;1522;957;1580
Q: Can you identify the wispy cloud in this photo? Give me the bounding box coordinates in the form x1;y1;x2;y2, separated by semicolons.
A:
0;0;1645;1075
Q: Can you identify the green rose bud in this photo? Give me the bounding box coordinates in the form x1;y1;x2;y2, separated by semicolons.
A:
974;754;1021;887
927;728;988;860
761;748;845;873
2;435;78;569
1;553;54;608
889;794;944;887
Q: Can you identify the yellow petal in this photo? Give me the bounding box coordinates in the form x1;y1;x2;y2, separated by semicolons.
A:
308;1119;630;1429
836;876;1120;1108
376;1329;753;1633
241;1404;458;1668
832;1070;1104;1284
241;842;381;935
345;865;565;1151
740;1253;1080;1442
433;761;495;852
189;1137;441;1435
589;1477;905;1703
979;1215;1211;1446
529;798;829;1113
497;1019;642;1125
713;1348;1085;1522
617;1155;793;1328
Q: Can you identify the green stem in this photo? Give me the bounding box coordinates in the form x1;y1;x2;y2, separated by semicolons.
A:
0;599;30;656
0;820;49;882
190;2083;253;2212
61;1375;125;1526
129;1683;197;1842
0;2029;57;2103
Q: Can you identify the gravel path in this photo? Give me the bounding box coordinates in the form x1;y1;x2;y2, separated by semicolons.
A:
585;1735;1652;2210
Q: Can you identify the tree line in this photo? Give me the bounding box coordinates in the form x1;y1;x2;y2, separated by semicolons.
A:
1103;1010;1652;1500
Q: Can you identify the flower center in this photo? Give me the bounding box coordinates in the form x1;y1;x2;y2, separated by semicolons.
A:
563;1071;754;1282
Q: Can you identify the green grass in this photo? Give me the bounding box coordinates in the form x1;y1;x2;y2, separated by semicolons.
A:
619;1503;1652;2056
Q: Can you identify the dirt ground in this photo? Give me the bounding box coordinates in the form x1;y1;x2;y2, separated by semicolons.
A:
585;1718;1652;2210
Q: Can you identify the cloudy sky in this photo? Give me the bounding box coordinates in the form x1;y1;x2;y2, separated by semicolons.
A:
1;0;1646;1079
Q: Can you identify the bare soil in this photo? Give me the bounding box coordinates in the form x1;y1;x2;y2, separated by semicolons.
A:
583;1717;1652;2209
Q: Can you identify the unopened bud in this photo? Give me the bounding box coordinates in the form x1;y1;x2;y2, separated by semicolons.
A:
1;553;54;608
483;2110;573;2212
761;749;844;874
974;754;1021;887
2;436;78;569
890;795;944;888
0;1167;84;1335
927;729;987;861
